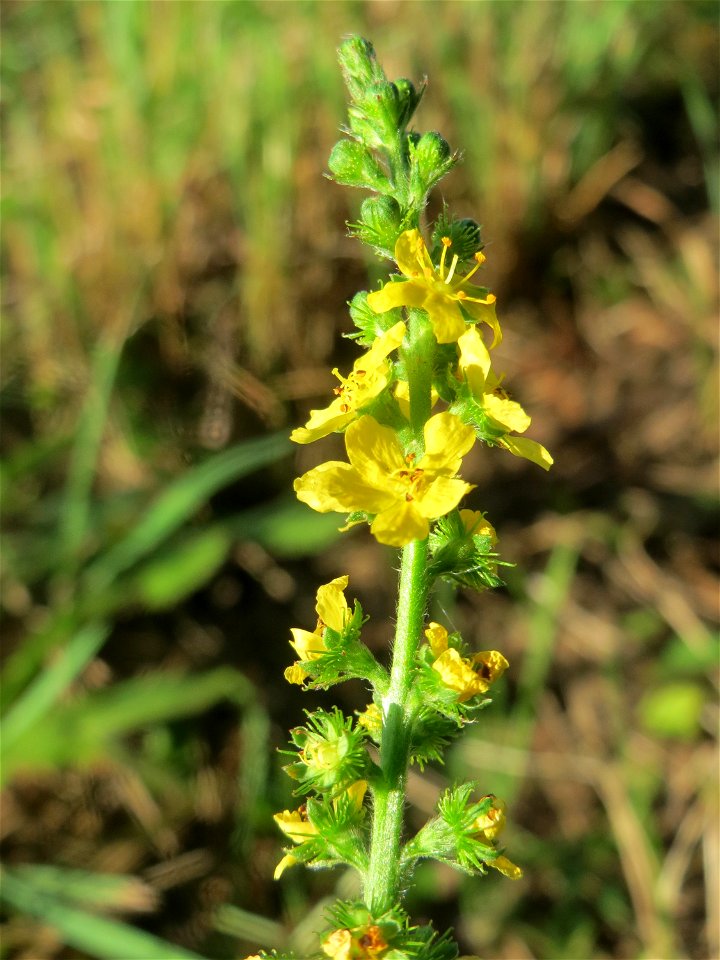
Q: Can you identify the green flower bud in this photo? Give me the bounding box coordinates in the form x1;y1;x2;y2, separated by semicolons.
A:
337;37;384;102
394;76;426;127
328;139;390;192
356;80;404;138
409;131;456;203
350;196;404;258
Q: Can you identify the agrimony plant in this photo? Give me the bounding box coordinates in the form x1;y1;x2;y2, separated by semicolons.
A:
246;36;552;960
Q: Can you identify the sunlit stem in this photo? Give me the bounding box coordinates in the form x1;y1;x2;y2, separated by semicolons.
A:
365;537;429;914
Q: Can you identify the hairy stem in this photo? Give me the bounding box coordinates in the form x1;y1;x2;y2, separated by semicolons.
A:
365;537;429;914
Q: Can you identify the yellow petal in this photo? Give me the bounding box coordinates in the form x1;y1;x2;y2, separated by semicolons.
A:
415;475;474;519
394;228;434;279
294;461;392;514
421;291;467;343
463;298;502;348
457;326;491;393
471;650;509;685
499;436;553;470
361;320;406;366
483;393;531;434
460;509;497;544
284;663;309;685
343;779;368;811
289;627;326;660
473;797;507;840
290;400;354;444
370;500;429;547
345;416;407;490
425;621;449;657
422;412;476;473
315;576;349;632
489;854;523;880
273;809;318;842
273;854;298;880
432;648;486;701
367;279;426;314
322;929;353;960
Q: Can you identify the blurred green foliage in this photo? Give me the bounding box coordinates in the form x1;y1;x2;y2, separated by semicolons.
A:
1;2;717;959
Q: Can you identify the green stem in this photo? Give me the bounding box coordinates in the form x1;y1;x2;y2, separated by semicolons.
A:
365;537;429;914
403;309;435;447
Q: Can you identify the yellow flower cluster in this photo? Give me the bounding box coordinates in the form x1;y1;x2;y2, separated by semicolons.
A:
291;228;551;546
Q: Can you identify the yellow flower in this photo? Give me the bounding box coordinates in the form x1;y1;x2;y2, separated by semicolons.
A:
366;229;500;346
322;924;388;959
472;795;507;840
294;412;475;548
426;622;509;702
273;805;318;879
472;794;523;880
285;576;350;685
457;326;553;471
291;322;406;444
273;782;367;879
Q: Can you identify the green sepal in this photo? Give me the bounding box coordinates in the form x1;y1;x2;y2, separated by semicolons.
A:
408;707;461;770
281;707;371;797
346;290;404;344
299;599;390;694
430;208;484;263
427;510;510;592
401;784;499;877
304;791;370;873
328;139;391;193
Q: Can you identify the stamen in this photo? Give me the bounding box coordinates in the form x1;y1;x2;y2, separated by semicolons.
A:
439;236;452;278
444;253;459;284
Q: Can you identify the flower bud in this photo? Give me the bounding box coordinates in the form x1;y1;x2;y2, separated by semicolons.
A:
337;37;383;101
351;196;403;258
328;140;390;193
394;76;425;127
409;131;455;202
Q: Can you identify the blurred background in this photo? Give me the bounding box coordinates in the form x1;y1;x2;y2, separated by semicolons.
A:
1;1;718;959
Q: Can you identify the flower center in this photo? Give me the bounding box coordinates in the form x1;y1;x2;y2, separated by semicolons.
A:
394;457;425;502
332;367;368;413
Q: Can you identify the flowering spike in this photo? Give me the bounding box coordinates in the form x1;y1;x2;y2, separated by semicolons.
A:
255;33;550;960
